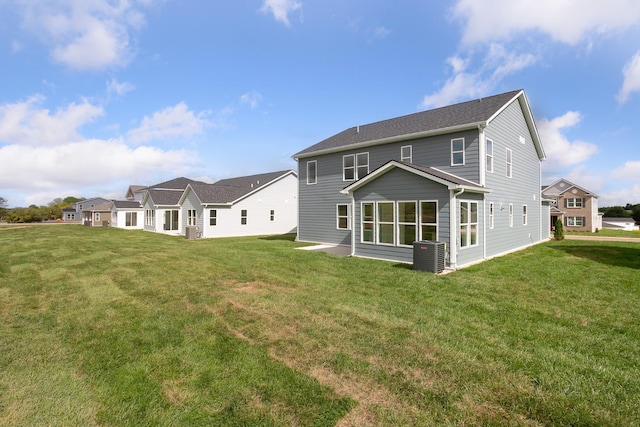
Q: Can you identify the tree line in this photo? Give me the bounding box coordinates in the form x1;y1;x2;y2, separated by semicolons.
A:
0;196;84;223
599;204;640;223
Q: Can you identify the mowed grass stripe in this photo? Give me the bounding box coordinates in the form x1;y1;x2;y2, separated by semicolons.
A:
1;224;639;426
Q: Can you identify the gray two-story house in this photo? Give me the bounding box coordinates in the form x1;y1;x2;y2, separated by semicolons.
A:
293;89;548;269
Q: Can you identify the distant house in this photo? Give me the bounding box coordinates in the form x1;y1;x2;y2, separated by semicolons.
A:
542;179;602;232
126;185;147;202
601;217;638;231
179;170;298;238
62;197;110;223
111;200;144;229
83;201;112;226
294;89;548;269
141;177;204;235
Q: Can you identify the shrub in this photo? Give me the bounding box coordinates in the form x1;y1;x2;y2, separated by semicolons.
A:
554;219;564;240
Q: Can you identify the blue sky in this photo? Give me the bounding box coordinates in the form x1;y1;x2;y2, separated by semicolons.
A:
1;0;639;208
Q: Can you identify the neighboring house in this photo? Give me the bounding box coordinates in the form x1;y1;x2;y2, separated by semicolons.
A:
126;185;147;202
542;179;602;232
141;177;204;235
111;200;144;229
179;170;298;238
293;89;548;269
66;197;110;223
601;217;638;231
83;201;113;226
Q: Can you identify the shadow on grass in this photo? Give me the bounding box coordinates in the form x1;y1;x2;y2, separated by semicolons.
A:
551;244;640;270
258;233;297;242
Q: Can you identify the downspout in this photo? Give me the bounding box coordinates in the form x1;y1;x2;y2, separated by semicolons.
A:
450;187;465;268
478;124;486;187
350;193;356;256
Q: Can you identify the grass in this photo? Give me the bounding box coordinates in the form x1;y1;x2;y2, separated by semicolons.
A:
567;228;640;238
1;225;639;426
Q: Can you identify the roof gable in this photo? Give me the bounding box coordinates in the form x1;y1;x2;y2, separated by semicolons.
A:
294;89;544;159
543;178;597;198
340;161;489;195
181;170;297;205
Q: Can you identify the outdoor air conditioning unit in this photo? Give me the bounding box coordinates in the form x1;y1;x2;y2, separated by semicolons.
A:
185;226;197;240
413;241;446;273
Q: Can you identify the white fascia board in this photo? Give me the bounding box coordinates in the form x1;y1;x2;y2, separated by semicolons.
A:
294;122;485;160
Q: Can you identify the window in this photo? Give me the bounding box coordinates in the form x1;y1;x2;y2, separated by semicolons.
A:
270;210;275;222
506;148;512;178
241;209;247;225
96;213;100;221
187;209;197;226
377;202;395;245
397;202;417;246
566;216;585;227
164;210;179;231
126;212;137;227
486;139;493;173
145;209;154;226
509;204;514;227
460;201;478;248
307;161;317;185
489;202;494;229
566;198;584;208
343;153;369;181
209;209;217;226
522;205;527;225
361;202;375;243
337;204;350;230
420;201;437;241
451;138;465;165
401;145;412;163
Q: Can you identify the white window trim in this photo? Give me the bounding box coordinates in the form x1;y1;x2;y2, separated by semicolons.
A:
451;138;465;166
419;200;438;241
209;209;217;226
187;209;197;226
377;201;395;246
270;210;275;222
397;201;417;247
566;198;584;208
343;152;369;181
306;160;317;185
486;139;493;173
489;202;494;229
401;145;412;163
241;209;247;225
566;216;585;227
361;202;375;244
509;204;514;227
506;148;512;178
522;205;527;226
460;200;479;248
336;204;350;230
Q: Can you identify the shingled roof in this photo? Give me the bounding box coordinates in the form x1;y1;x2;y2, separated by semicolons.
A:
186;170;296;205
113;200;143;209
294;89;526;158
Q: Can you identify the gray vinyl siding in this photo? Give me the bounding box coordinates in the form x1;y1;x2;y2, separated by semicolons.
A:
352;168;451;264
484;99;543;258
297;129;479;245
181;189;203;234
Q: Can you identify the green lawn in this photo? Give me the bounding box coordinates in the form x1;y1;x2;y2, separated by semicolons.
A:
1;225;639;426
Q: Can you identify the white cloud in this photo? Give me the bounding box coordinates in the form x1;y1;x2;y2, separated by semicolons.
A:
0;95;103;145
18;0;154;70
260;0;302;26
0;139;193;194
600;184;640;206
126;102;212;144
420;44;537;108
240;91;263;109
374;26;392;40
617;51;640;103
612;160;640;180
538;111;599;169
452;0;640;46
107;78;135;97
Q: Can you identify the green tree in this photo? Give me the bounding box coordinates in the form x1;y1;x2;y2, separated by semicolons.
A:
554;219;564;241
632;205;640;223
0;197;7;221
602;206;630;217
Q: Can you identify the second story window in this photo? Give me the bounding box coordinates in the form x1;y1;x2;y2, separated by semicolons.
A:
566;198;584;208
343;153;369;181
451;138;465;165
307;160;317;185
401;145;412;163
486;139;493;173
506;148;512;178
